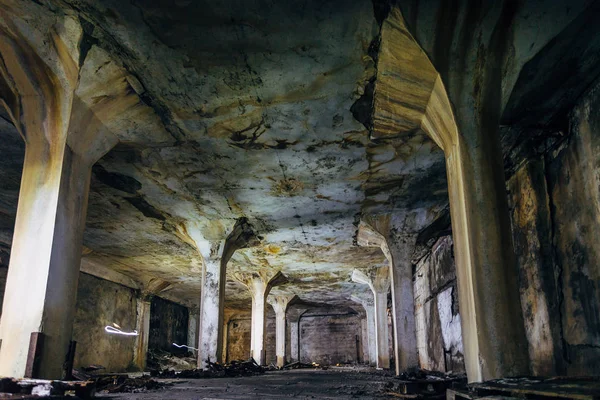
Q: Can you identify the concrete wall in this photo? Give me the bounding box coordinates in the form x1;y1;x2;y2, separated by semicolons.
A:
264;317;276;365
414;236;465;373
149;296;188;354
226;318;251;361
299;314;362;365
72;273;138;372
506;80;600;376
507;158;562;376
1;266;192;373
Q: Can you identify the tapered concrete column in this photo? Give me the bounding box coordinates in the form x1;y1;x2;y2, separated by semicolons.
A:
360;319;369;363
357;220;419;375
268;295;297;367
185;218;260;369
357;219;418;375
133;296;152;370
371;8;529;381
187;306;200;352
351;295;376;366
352;268;390;369
0;14;82;379
0;16;160;377
0;133;117;378
198;255;224;366
387;235;418;373
235;270;287;365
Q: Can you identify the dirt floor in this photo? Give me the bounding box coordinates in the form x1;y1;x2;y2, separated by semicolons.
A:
98;369;401;399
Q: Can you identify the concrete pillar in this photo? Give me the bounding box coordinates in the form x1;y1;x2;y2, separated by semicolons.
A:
198;257;224;367
133;296;152;370
360;318;369;363
187;306;199;353
352;268;390;369
184;217;260;369
443;140;530;381
374;291;389;369
0;77;122;380
235;270;287;365
0;135;117;378
370;8;530;381
351;295;376;366
268;294;297;367
357;219;419;374
249;279;268;365
387;234;418;373
0;16;160;378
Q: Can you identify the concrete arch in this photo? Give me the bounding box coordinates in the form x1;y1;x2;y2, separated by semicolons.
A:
371;7;528;383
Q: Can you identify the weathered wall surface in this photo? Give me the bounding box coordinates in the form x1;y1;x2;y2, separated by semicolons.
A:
72;273;138;372
506;80;600;376
414;236;465;373
1;263;139;372
547;85;600;375
149;296;188;354
226;318;251;362
264;318;276;365
507;158;563;376
299;314;362;365
224;317;280;364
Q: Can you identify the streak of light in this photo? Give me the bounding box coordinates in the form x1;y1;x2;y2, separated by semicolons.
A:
173;343;198;351
105;325;139;336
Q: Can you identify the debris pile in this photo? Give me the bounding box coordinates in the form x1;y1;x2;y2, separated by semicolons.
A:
208;358;265;377
384;369;467;399
95;375;173;394
147;349;196;371
153;358;265;379
0;377;95;399
282;361;329;370
448;376;600;399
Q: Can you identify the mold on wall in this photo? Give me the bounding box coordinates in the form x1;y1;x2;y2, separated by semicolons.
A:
505;79;600;376
545;83;600;375
507;158;562;376
72;273;138;372
413;236;465;373
149;296;189;354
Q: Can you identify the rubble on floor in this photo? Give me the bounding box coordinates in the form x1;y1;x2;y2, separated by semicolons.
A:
282;361;329;370
146;349;196;371
152;357;265;379
448;376;600;399
94;375;173;394
0;377;95;399
383;369;467;399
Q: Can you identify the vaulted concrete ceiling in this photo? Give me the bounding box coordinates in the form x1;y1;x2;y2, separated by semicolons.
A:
0;0;448;309
2;0;598;310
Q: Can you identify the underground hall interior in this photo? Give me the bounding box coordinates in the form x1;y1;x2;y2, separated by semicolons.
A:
0;0;599;398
